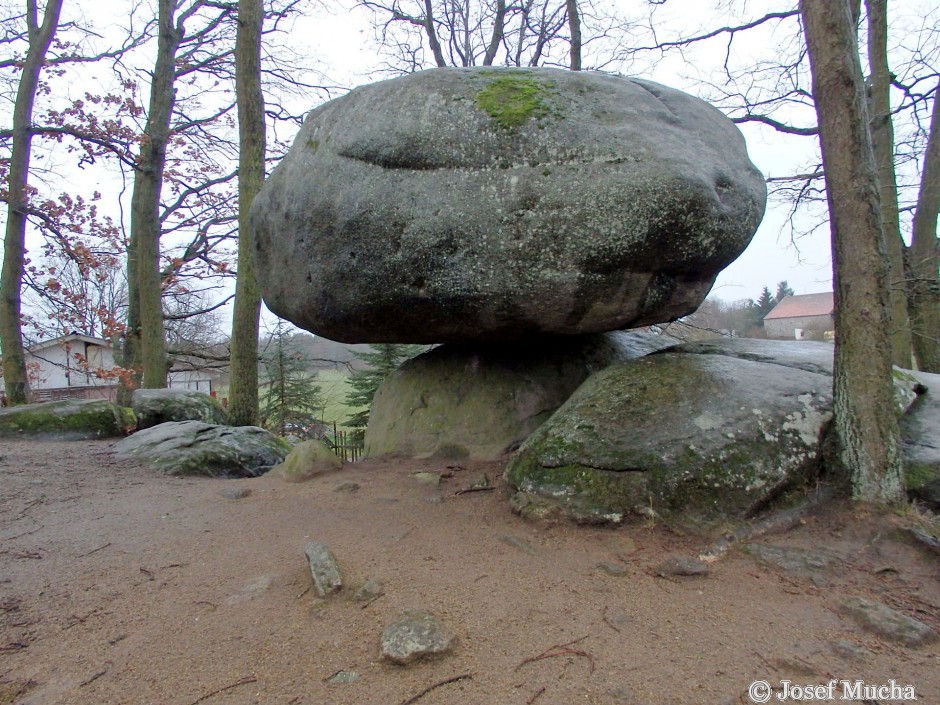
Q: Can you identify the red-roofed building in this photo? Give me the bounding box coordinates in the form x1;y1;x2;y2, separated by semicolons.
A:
763;292;835;340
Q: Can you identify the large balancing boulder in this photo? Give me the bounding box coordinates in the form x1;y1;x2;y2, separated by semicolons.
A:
0;399;136;440
365;330;678;460
251;68;766;343
114;421;290;478
132;389;227;430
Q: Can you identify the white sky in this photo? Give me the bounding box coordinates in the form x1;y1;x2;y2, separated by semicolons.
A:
8;0;934;338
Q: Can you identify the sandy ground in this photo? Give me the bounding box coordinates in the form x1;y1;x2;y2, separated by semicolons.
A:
1;439;938;705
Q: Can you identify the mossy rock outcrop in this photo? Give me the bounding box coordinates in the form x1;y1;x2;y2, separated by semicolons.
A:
0;399;136;440
114;421;290;477
132;389;227;429
506;339;932;524
365;330;677;460
270;440;344;482
506;352;834;524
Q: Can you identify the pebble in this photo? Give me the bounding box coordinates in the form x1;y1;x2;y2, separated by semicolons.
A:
597;561;629;577
354;578;385;604
656;556;710;577
412;472;441;487
220;487;251;500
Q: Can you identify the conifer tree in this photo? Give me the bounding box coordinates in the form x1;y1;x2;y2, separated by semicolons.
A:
258;322;322;437
345;344;426;445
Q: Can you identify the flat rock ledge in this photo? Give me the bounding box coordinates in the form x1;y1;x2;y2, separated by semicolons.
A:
380;610;455;665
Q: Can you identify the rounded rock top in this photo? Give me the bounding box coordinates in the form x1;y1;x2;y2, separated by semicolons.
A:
251;67;767;344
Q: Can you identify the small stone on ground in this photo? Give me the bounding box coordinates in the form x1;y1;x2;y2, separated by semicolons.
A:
597;561;629;577
380;610;454;665
354;578;385;604
220;487;251;500
304;542;343;597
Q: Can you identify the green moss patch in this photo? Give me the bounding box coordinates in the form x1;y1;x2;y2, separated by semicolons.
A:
476;75;554;128
0;400;136;439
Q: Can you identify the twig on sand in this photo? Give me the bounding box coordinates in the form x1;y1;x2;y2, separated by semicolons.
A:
398;673;473;705
78;543;111;558
516;636;595;674
359;593;385;609
526;686;547;704
602;607;621;633
186;675;258;705
454;486;496;496
79;669;107;687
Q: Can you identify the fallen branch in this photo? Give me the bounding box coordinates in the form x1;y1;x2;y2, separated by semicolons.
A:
398;673;473;705
187;675;258;705
359;593;385;609
454;486;496;496
0;642;28;652
516;636;595;674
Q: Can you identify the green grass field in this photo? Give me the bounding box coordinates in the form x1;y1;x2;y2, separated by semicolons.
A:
214;369;364;432
313;369;365;431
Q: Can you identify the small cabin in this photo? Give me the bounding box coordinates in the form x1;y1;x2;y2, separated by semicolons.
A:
1;334;220;403
763;293;835;341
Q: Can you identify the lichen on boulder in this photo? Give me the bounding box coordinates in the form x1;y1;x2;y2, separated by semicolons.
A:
114;420;290;477
131;388;227;429
505;339;934;525
506;348;834;525
0;399;136;440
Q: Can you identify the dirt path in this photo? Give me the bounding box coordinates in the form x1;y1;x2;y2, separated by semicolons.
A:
1;439;938;704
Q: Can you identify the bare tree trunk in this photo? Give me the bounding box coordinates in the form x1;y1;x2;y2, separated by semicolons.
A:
566;0;581;71
482;0;506;65
909;80;940;372
865;0;912;368
227;0;266;426
129;0;184;390
117;231;141;406
423;0;447;67
0;0;63;405
801;0;905;504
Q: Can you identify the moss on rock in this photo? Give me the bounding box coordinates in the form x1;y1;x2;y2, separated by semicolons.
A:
476;74;554;128
0;399;136;439
270;439;344;483
504;351;833;526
